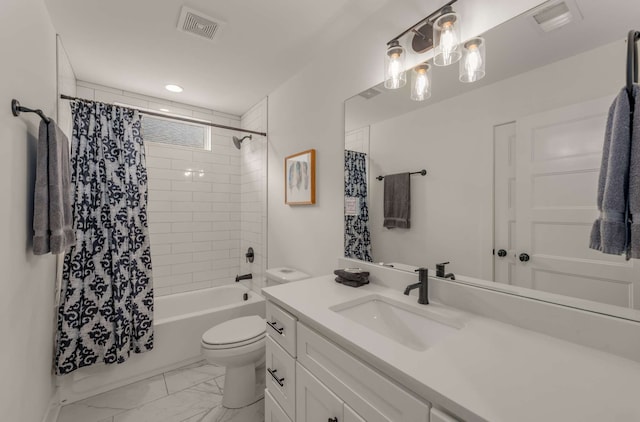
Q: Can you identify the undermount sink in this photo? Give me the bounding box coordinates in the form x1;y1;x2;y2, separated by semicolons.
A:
330;295;461;351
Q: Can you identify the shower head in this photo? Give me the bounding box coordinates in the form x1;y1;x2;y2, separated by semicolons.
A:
232;135;252;149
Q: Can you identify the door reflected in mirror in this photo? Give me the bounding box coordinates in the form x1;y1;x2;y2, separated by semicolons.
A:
344;0;640;317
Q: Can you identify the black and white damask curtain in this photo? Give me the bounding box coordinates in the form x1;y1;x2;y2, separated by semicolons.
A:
55;101;154;375
344;150;373;262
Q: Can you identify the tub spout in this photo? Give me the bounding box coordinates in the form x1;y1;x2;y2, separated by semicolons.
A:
235;273;253;282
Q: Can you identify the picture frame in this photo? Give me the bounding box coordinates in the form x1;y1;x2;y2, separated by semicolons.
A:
284;149;316;205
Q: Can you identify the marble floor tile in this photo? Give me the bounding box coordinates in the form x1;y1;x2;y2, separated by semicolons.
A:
164;362;225;394
199;398;264;422
113;385;222;422
57;374;168;422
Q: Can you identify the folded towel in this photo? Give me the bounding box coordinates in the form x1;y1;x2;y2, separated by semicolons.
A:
335;276;369;287
383;172;410;229
33;119;75;255
629;85;640;258
333;269;369;282
590;87;636;256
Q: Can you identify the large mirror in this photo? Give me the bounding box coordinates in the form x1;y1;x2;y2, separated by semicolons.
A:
344;0;640;318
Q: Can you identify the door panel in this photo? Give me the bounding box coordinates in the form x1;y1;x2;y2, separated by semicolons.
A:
494;122;517;284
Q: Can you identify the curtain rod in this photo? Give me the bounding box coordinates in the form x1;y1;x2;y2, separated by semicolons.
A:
60;94;267;137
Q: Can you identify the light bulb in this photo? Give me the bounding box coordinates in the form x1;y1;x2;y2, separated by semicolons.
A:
460;37;486;83
411;63;431;102
384;41;406;89
440;22;458;65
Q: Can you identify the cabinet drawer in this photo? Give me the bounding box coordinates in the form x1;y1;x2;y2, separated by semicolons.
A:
266;301;297;357
266;336;296;420
265;389;293;422
297;323;430;422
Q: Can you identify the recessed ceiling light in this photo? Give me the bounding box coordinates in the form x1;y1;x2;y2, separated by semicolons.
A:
165;84;183;93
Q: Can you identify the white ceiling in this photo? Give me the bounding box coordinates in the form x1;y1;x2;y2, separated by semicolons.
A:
45;0;388;116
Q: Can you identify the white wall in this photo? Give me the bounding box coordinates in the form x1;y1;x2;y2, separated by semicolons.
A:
267;0;543;276
367;40;624;280
0;1;58;421
240;98;268;292
75;82;244;296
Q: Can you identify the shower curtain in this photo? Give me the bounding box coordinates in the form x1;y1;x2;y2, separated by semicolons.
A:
55;101;154;375
344;150;373;262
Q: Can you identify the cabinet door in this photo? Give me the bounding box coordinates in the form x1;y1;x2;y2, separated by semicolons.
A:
431;408;461;422
344;404;366;422
296;363;343;422
265;389;293;422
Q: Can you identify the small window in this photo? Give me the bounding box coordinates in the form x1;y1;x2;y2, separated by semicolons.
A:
141;115;211;150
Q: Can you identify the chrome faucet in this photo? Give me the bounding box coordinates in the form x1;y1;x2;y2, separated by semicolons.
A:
404;267;429;304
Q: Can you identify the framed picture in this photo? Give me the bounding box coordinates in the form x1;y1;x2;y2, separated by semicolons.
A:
285;149;316;205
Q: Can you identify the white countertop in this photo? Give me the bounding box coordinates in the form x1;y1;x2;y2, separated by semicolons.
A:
262;276;640;422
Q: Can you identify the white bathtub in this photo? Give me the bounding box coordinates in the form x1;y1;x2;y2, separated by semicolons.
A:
58;285;265;403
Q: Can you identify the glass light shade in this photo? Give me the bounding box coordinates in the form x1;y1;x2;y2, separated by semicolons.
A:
410;63;432;101
384;41;407;89
433;11;461;66
459;37;486;83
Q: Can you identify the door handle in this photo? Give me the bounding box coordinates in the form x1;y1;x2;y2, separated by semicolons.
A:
267;368;285;387
496;249;507;257
519;253;530;262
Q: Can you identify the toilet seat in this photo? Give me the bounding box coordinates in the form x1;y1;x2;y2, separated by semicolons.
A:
202;315;266;350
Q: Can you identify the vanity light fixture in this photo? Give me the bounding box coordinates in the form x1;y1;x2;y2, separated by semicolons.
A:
459;37;485;83
411;63;432;101
383;0;486;100
165;84;183;93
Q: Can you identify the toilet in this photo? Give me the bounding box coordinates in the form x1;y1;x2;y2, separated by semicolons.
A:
201;267;309;408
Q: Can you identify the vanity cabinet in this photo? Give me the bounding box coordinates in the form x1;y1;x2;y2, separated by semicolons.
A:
265;301;444;422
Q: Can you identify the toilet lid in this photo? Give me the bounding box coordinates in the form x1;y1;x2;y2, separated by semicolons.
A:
202;315;266;347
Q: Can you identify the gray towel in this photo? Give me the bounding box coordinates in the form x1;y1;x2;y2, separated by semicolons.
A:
383;172;410;229
33;119;75;255
590;86;639;256
629;85;640;258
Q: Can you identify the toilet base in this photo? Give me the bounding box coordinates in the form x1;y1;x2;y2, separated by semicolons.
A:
222;362;264;409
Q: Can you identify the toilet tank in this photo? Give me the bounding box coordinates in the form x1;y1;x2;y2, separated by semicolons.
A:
265;267;310;287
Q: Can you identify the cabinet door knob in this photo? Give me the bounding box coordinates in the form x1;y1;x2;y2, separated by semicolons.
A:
519;253;530;262
497;249;507;257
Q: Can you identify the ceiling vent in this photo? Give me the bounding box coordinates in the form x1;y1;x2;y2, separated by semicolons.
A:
529;1;582;33
177;6;225;41
359;87;382;100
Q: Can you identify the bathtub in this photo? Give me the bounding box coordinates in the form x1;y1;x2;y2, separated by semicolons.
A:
58;285;265;404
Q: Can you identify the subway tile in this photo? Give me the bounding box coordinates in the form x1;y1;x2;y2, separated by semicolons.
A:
172;261;211;275
155;273;193;288
96;90;148;108
171;201;211;212
193;231;230;242
148;180;172;191
147;167;189;181
163;253;193;265
211;278;236;288
149;232;193;245
192;241;213;252
150;244;171;256
149;212;192;223
153;287;172;297
78;81;122;94
146;156;172;169
148;222;172;234
212;240;239;250
148;146;193;161
192;192;230;203
152;264;172;277
148;200;172;212
76;86;95;100
148;102;193;117
198;173;230;184
171;222;212;233
193;212;231;222
171;181;212;192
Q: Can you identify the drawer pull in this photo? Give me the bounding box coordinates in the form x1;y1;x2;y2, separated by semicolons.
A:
267;320;284;334
328;418;338;422
267;368;285;387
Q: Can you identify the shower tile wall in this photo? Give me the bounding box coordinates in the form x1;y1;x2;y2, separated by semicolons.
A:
75;81;245;296
239;98;268;293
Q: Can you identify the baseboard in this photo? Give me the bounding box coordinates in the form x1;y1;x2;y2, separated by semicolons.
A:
41;388;61;422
